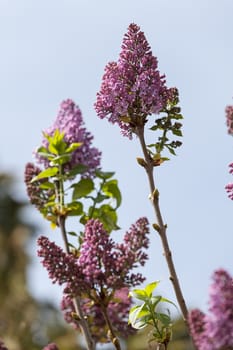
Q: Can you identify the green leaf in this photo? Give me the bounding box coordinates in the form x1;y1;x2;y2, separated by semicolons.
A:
31;167;58;182
165;145;176;156
129;304;152;329
149;125;159;131
155;312;171;326
129;289;148;302
65;142;82;153
144;281;160;297
151;295;162;309
171;113;183;120
95;193;110;203
67;231;78;237
102;180;122;208
72;179;94;200
172;129;183;137
66;201;83;216
68;164;88;177
95;170;115;180
50;154;71;165
39;181;55;190
128;304;145;325
159;297;177;309
89;205;119;232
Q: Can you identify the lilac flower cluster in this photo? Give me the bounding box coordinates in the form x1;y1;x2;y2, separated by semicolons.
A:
79;217;150;290
95;23;174;138
37;236;86;296
37;217;149;341
36;99;101;177
188;269;233;350
226;105;233;135
38;217;149;294
225;163;233;200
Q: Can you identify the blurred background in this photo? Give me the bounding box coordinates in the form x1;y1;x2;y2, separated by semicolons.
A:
0;0;233;349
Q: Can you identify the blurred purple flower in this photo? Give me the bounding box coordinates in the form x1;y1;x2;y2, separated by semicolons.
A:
0;339;8;350
36;99;101;177
188;269;233;350
42;343;59;350
226;105;233;135
95;23;175;138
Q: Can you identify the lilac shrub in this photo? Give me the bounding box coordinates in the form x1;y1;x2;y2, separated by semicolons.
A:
188;269;233;350
20;21;233;350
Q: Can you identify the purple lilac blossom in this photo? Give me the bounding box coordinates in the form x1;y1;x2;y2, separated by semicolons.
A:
38;217;149;294
36;99;101;177
38;217;149;341
188;269;233;350
79;217;150;290
226;105;233;135
37;236;87;295
95;23;175;138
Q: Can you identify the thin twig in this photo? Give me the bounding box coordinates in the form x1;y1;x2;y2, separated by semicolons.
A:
100;303;122;350
136;125;188;321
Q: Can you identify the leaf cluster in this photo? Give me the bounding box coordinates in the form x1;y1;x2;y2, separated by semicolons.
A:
148;93;183;164
129;282;176;347
30;130;122;234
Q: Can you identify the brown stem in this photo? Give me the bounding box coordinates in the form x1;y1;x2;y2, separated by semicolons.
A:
58;215;95;350
100;303;122;350
136;125;188;322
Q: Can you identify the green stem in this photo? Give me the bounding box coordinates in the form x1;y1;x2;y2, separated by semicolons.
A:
135;125;188;322
146;301;162;339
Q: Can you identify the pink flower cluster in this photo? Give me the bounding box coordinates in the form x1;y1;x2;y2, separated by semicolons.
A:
37;217;150;341
95;23;175;138
36;99;101;177
188;269;233;350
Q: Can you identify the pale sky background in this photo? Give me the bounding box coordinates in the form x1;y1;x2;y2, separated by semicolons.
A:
0;0;233;318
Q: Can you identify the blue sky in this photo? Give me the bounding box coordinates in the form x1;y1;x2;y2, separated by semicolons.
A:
1;0;233;316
